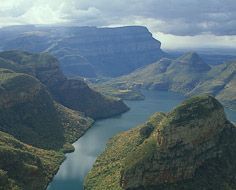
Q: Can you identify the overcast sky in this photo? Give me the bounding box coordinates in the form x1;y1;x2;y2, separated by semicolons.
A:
0;0;236;49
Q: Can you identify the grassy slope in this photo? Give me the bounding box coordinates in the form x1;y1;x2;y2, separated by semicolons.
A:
189;61;236;109
0;131;64;190
84;113;165;190
0;69;93;189
0;50;129;119
85;96;236;190
100;53;236;109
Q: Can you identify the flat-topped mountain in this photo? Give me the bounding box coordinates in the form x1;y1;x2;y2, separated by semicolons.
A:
102;52;236;109
0;50;129;119
0;25;166;77
85;95;236;190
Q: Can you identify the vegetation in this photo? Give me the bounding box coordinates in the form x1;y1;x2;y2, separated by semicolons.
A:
89;81;145;101
84;113;166;190
0;56;94;189
99;52;236;110
0;50;129;119
85;95;236;190
0;131;64;190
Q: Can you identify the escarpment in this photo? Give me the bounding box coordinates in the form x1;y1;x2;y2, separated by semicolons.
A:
0;50;129;119
0;64;93;190
0;25;166;77
85;95;236;190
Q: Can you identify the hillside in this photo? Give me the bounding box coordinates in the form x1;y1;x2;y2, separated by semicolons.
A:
0;50;129;119
0;68;93;150
0;130;64;190
0;69;64;149
0;68;93;189
101;52;236;109
0;25;166;77
188;60;236;109
85;95;236;190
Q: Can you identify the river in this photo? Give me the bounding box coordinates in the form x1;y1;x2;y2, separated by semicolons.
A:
47;90;236;190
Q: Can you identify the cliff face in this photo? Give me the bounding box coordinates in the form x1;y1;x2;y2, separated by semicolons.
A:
85;95;236;190
0;69;65;150
0;51;129;119
0;68;93;189
121;96;228;189
0;25;166;77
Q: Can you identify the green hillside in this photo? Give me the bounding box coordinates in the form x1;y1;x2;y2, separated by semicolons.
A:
0;130;64;190
85;95;236;190
0;50;129;119
99;52;236;109
0;68;93;189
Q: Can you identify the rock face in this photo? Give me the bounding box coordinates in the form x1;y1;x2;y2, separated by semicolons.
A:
0;62;93;189
0;25;166;77
0;50;129;119
0;69;65;149
85;95;236;190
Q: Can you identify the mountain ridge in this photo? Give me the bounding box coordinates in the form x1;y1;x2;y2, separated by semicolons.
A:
85;95;236;190
0;25;166;77
0;50;129;119
99;52;236;109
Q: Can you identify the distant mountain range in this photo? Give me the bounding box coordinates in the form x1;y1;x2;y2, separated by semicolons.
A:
85;95;236;190
99;52;236;109
0;25;235;190
0;25;166;77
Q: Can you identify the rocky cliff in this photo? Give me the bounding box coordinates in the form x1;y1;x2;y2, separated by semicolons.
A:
0;25;166;77
85;95;236;190
0;50;129;119
0;68;92;150
0;68;93;189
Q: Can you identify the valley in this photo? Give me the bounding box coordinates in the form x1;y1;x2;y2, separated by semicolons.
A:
0;25;235;190
96;52;236;110
85;95;236;190
48;91;236;190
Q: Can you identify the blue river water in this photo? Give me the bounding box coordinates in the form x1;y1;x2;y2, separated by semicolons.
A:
47;90;236;190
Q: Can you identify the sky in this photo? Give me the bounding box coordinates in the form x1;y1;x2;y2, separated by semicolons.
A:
0;0;236;50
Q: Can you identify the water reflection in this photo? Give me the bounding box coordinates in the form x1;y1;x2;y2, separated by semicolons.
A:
47;91;236;190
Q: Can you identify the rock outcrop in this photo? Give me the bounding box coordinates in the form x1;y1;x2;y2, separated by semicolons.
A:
0;50;129;119
0;25;166;77
85;95;236;190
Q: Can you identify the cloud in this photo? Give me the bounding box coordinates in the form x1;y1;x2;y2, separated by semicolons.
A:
0;0;236;36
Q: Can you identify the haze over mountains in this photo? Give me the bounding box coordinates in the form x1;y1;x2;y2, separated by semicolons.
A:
100;52;236;109
0;23;235;190
0;25;166;77
0;50;128;119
